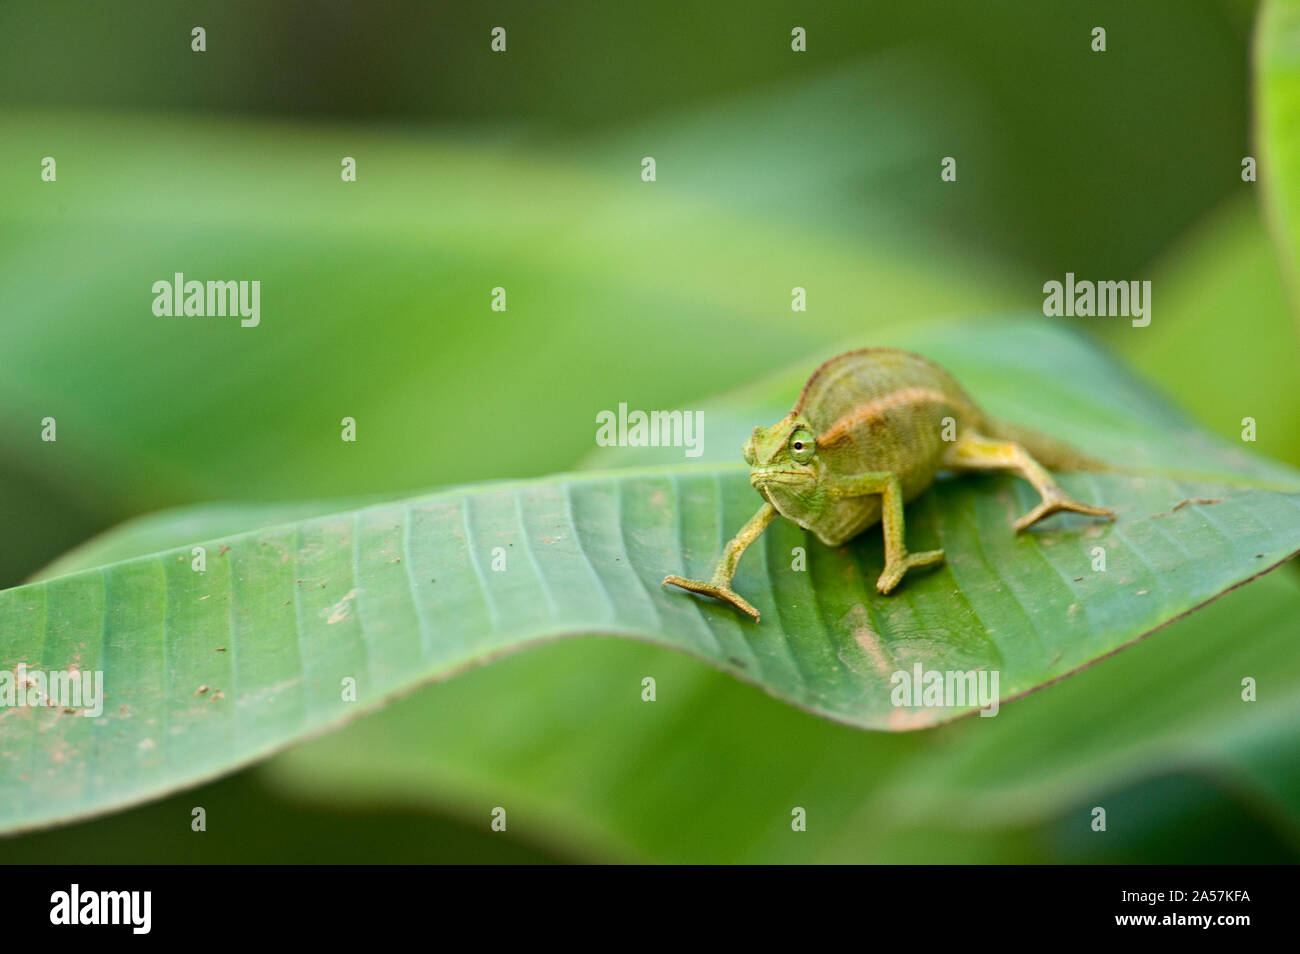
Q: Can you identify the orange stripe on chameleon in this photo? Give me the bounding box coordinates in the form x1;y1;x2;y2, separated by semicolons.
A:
818;386;969;447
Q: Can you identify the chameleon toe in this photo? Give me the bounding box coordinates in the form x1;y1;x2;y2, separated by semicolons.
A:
662;575;761;621
1015;495;1115;532
876;549;946;594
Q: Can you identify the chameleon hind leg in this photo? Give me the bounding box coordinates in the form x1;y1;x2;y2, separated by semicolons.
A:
943;431;1115;532
824;471;945;595
663;502;778;621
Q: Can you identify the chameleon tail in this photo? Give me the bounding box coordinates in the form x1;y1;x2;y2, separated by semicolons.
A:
982;418;1111;472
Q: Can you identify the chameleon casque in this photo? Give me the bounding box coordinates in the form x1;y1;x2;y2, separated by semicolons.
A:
663;348;1115;621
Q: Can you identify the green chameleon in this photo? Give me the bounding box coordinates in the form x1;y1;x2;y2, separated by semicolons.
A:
662;348;1115;621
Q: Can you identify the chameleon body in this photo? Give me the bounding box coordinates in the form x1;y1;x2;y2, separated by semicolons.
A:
663;348;1114;621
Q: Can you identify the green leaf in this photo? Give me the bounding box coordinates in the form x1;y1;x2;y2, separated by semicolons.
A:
3;317;1298;834
258;568;1300;863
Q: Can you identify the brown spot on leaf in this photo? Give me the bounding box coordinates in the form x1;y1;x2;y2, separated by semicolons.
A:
886;706;933;730
839;604;894;678
1172;497;1222;511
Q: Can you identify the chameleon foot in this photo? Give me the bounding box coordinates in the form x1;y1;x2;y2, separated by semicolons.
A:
662;575;761;621
875;548;946;595
1014;493;1115;533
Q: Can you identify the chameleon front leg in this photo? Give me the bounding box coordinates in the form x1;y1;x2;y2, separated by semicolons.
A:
825;471;946;594
943;431;1115;531
663;502;779;621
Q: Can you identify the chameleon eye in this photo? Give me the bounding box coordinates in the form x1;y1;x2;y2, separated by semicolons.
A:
789;428;816;464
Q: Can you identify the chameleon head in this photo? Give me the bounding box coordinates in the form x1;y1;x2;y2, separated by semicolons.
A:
743;413;826;523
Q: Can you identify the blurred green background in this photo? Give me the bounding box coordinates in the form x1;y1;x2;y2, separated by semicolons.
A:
2;0;1298;861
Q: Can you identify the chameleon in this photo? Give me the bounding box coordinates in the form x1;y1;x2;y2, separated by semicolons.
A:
662;348;1115;621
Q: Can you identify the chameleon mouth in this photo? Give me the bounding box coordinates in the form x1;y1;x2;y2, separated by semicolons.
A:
750;468;813;489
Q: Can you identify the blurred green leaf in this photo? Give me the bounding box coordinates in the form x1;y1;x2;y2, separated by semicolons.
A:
4;317;1297;834
0;768;571;864
1258;0;1300;324
0;0;1253;278
1104;199;1300;468
0;108;1012;507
